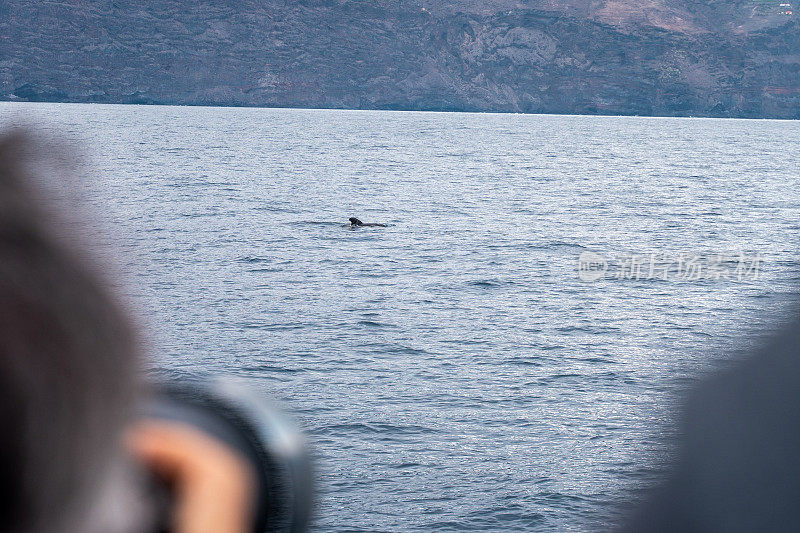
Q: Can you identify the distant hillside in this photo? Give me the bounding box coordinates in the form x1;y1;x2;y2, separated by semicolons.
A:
1;0;798;118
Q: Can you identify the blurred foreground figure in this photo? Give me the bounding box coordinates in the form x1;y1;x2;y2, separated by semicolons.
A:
0;132;310;533
0;131;142;532
622;319;800;532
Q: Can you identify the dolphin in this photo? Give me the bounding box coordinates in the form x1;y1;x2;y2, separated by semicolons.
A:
348;217;387;228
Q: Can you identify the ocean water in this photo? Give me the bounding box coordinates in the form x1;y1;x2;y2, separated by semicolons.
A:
2;102;800;531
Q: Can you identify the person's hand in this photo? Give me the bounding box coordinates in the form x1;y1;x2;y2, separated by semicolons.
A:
126;421;257;533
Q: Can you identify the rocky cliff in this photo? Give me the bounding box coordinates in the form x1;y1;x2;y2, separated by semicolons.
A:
1;0;798;118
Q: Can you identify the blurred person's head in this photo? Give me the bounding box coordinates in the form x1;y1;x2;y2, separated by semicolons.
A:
0;131;299;533
0;131;140;532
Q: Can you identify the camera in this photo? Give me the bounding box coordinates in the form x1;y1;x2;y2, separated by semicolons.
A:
140;379;313;532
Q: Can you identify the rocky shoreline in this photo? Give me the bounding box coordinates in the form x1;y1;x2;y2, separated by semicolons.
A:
1;1;798;118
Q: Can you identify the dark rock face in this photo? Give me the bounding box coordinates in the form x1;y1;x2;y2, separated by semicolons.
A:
0;1;798;118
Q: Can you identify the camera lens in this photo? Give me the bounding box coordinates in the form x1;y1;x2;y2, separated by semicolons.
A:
141;380;312;532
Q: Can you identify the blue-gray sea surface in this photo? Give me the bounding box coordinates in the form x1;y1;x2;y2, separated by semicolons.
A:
2;103;800;531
